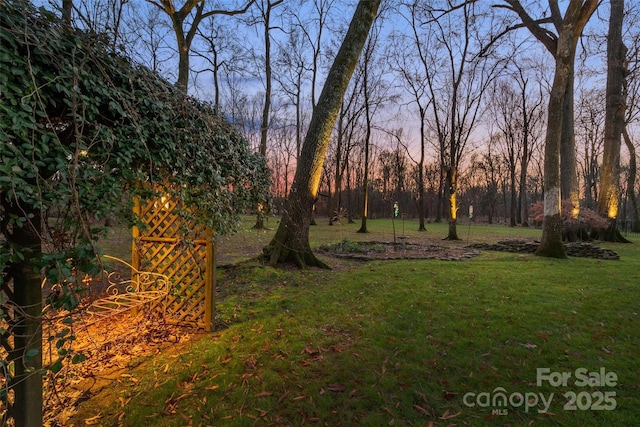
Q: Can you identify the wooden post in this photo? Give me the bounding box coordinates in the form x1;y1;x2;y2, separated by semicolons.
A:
204;230;216;332
131;198;142;316
131;198;141;271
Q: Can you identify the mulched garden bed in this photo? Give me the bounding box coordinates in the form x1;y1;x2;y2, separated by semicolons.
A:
465;240;620;260
316;239;620;261
316;240;480;261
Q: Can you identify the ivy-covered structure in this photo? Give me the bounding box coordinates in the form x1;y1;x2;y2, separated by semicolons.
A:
0;1;269;425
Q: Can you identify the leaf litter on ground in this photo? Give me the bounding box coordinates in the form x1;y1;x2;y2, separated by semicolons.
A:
42;309;196;426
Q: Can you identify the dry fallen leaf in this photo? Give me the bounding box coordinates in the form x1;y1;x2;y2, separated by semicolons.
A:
413;404;430;416
303;346;319;356
84;414;101;425
440;409;461;420
327;383;346;393
278;390;291;402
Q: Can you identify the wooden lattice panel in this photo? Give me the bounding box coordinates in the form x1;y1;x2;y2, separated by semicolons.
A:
132;194;215;331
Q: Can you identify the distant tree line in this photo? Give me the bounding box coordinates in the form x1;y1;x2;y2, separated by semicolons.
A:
45;1;640;247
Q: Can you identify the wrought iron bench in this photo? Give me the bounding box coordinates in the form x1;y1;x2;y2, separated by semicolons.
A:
83;255;169;322
44;255;169;324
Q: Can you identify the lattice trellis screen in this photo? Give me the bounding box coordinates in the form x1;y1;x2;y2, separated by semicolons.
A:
132;194;215;331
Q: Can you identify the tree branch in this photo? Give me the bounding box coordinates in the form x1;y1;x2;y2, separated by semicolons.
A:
501;0;558;55
201;0;257;20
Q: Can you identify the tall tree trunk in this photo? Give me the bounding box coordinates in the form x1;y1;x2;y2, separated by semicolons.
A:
536;34;574;258
62;0;73;28
264;0;381;267
357;52;373;234
503;0;598;257
417;167;426;231
623;128;640;232
534;0;598;258
446;167;460;240
296;77;302;159
519;155;530;226
330;104;345;225
598;0;626;222
435;167;444;222
357;138;370;233
172;12;192;92
2;201;43;427
510;167;517;227
502;178;509;222
561;61;580;219
346;159;354;223
254;0;282;230
212;48;221;112
417;111;427;231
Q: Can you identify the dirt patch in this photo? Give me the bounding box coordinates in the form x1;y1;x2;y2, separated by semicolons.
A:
466;239;620;260
43;310;202;425
316;239;480;261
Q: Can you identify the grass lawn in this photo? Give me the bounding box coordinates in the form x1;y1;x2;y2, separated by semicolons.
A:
71;217;639;426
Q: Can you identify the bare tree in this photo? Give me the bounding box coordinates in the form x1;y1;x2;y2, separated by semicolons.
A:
576;88;605;211
274;26;311;160
499;1;580;220
288;0;336;111
623;2;640;231
501;0;599;257
417;1;505;240
264;0;382;267
356;26;381;234
490;80;520;226
515;64;546;226
146;0;255;91
129;5;174;75
194;17;248;112
275;1;343;224
389;2;437;231
275;0;337;161
73;0;129;51
490;64;545;227
227;91;264;150
267;117;297;200
598;0;628;241
473;135;507;224
328;74;366;225
248;0;284;229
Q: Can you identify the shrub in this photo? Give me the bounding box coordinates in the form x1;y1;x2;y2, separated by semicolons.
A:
530;199;610;237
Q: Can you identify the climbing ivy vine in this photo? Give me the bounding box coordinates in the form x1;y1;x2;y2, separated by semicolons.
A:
0;1;269;424
1;0;269;277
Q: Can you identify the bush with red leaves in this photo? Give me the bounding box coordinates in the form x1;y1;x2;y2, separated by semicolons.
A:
530;200;610;233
